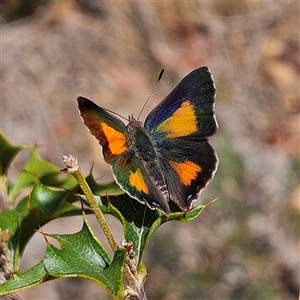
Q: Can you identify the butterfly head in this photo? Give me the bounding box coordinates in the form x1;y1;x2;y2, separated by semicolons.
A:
127;115;143;131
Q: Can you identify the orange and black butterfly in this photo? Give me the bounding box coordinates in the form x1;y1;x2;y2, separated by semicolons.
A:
77;67;218;216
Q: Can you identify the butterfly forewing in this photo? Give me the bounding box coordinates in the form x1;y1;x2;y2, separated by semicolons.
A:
78;97;129;163
144;67;217;138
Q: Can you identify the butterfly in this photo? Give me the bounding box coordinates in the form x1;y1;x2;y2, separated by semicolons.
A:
77;67;218;216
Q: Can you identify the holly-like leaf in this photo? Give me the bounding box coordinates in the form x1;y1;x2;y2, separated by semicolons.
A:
85;172;124;196
43;216;126;298
110;195;205;265
0;132;29;177
0;180;83;271
0;219;126;299
0;262;48;297
81;193;205;267
8;149;70;201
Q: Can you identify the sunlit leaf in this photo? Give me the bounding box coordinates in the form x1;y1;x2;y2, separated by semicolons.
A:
43;216;125;298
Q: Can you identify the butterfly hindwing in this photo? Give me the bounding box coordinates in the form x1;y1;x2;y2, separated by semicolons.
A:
157;138;218;211
111;150;171;214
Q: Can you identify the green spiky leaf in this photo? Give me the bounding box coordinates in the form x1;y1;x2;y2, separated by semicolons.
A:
43;216;125;298
0;180;83;271
80;193;205;267
0;132;29;177
0;217;126;298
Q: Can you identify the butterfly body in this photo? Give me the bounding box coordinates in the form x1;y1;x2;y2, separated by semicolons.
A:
78;67;218;215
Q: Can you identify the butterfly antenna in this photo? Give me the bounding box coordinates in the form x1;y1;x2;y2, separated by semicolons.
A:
137;69;164;121
103;108;129;122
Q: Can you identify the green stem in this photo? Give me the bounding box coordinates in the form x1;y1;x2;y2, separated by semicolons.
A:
63;155;117;252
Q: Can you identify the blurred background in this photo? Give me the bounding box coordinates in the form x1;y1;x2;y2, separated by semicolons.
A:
1;2;299;300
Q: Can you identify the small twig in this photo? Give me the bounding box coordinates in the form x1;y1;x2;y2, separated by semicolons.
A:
62;154;118;252
121;240;148;300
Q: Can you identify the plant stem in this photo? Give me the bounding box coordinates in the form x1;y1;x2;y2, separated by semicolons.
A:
62;155;118;252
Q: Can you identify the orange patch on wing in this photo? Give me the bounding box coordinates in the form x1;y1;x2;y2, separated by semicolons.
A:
129;169;149;194
101;123;128;155
170;160;202;186
157;100;197;138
